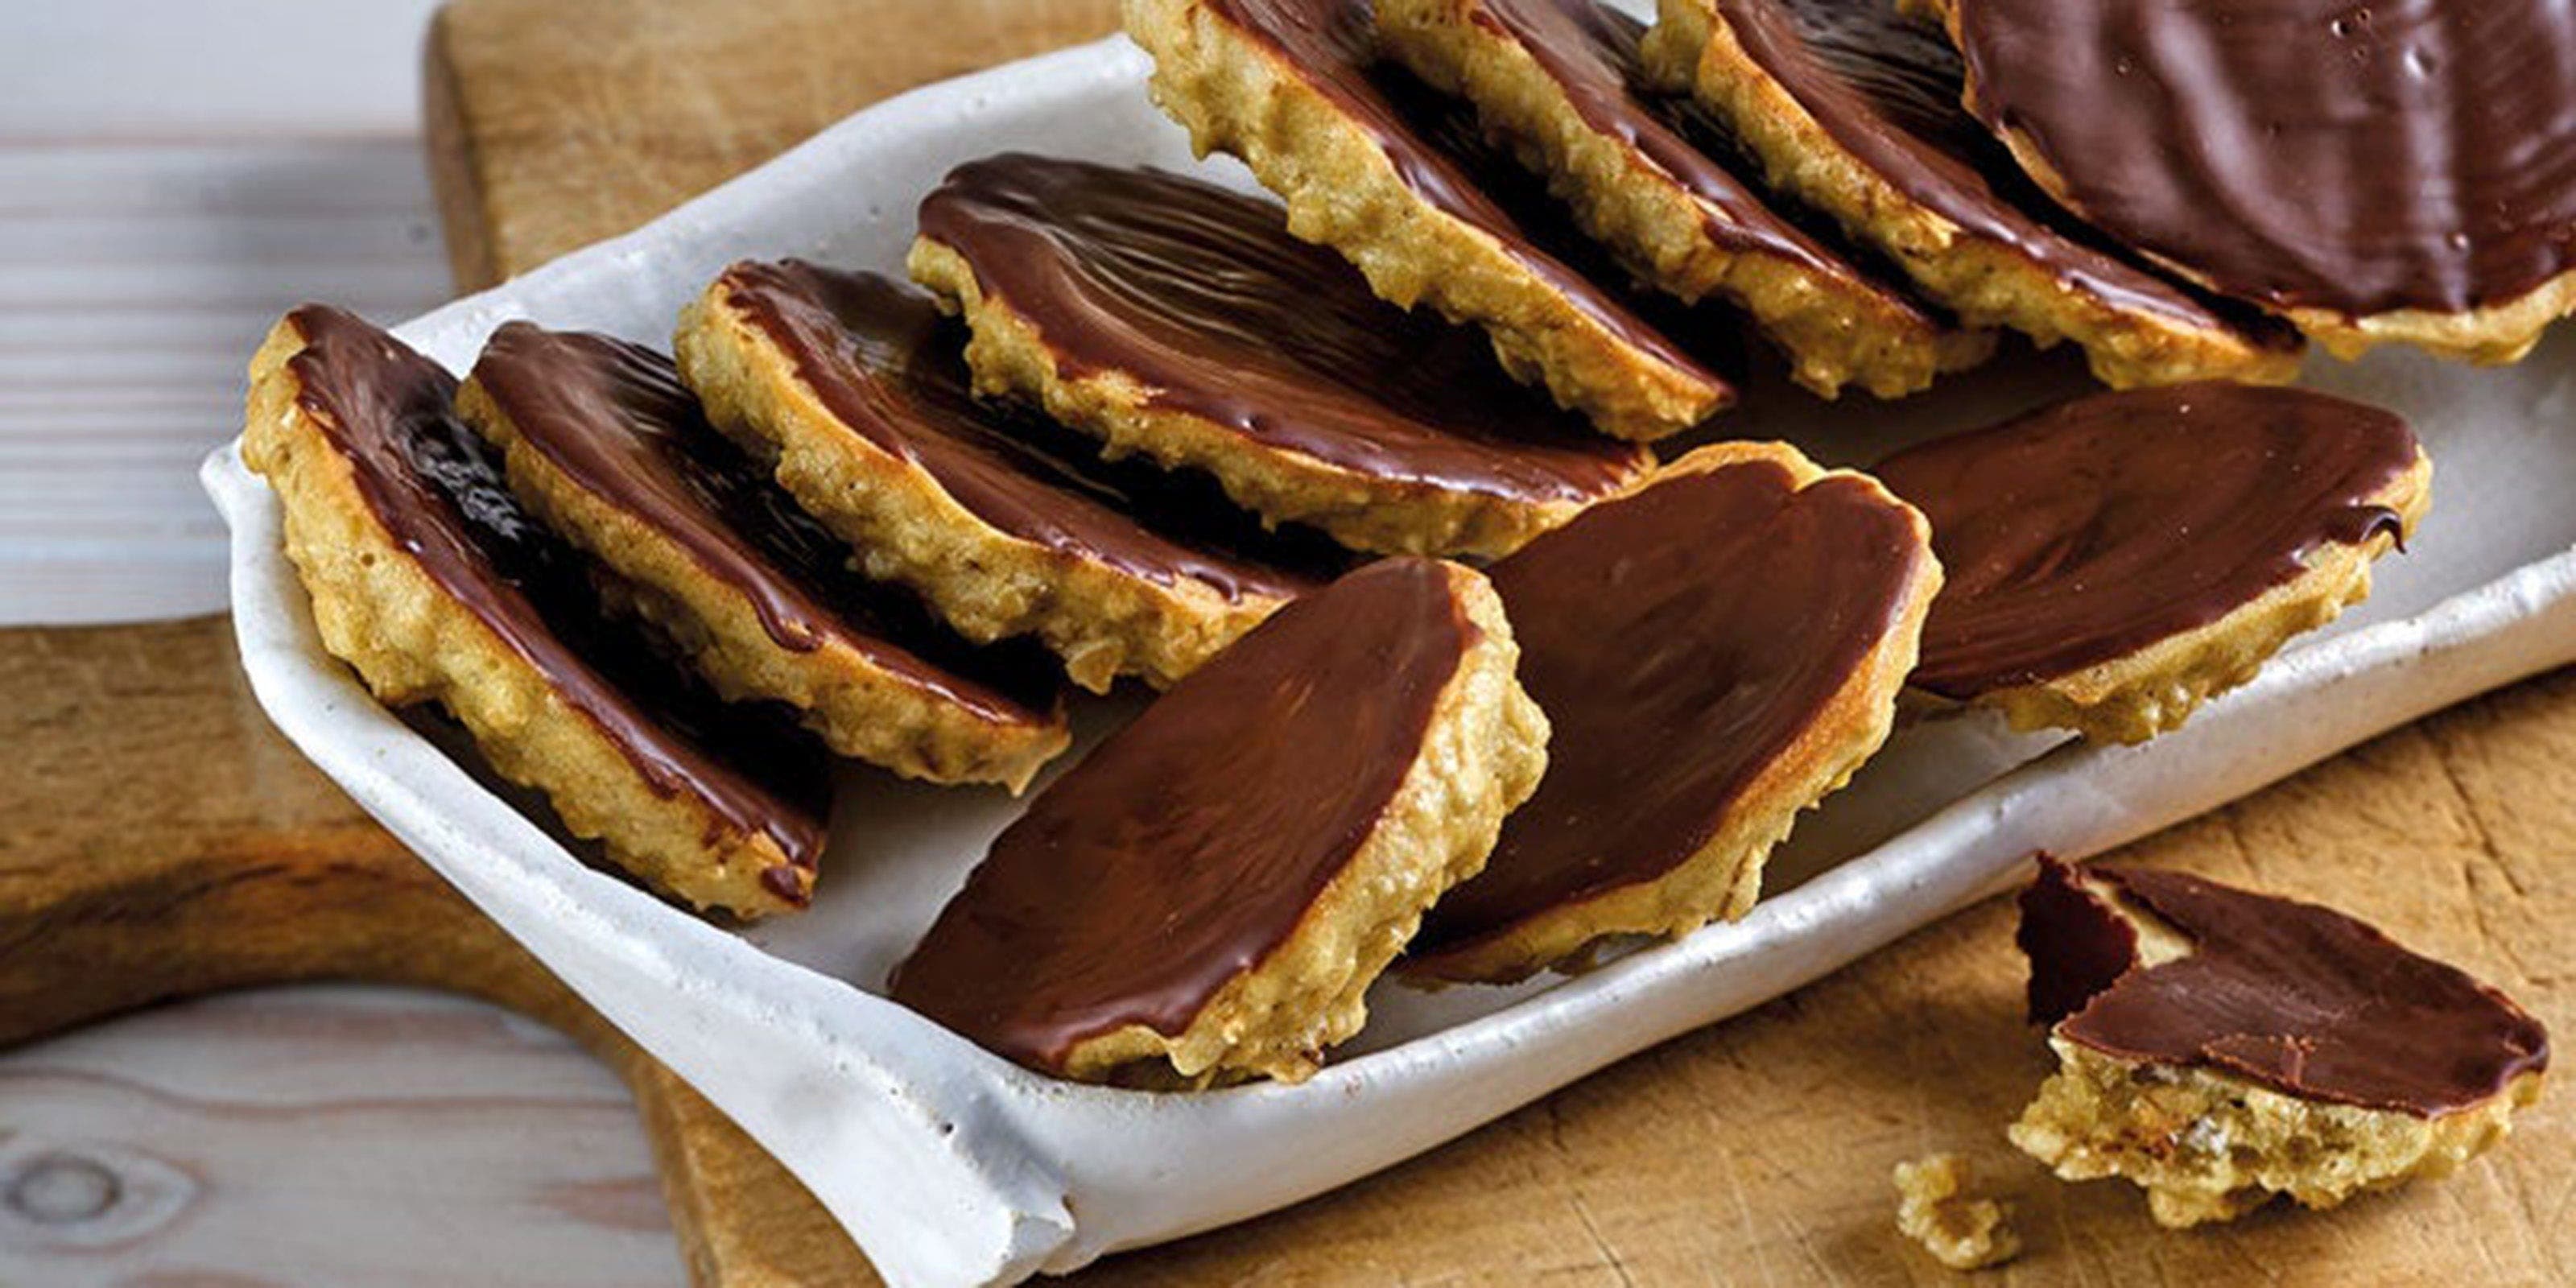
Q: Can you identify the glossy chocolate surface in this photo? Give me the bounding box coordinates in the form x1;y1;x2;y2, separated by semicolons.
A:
891;558;1477;1073
1410;458;1926;964
917;154;1649;499
1874;383;2417;699
1710;0;2292;341
1949;0;2576;317
2021;856;2549;1116
719;261;1339;602
472;323;1063;724
284;307;829;886
1207;0;1728;382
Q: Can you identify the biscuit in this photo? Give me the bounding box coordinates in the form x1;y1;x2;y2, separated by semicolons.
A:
1892;1154;2019;1271
458;322;1071;792
892;558;1549;1085
1406;441;1939;983
1125;0;1733;440
242;306;832;919
1640;0;2303;389
908;153;1653;559
1912;0;2576;364
1874;383;2429;744
1377;0;1992;399
675;259;1337;695
2011;856;2549;1227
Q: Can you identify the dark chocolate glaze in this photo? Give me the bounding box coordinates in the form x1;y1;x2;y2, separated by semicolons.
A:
1409;459;1927;964
283;306;829;886
719;261;1343;602
1710;0;2296;345
1873;382;2417;699
1207;0;1728;383
891;558;1477;1073
1950;0;2576;318
917;154;1649;500
470;322;1063;724
2020;856;2550;1117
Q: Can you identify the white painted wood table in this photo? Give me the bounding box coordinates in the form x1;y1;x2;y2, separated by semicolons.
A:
0;6;686;1284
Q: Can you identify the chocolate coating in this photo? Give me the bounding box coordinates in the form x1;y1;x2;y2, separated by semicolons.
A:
1948;0;2576;318
891;558;1477;1073
718;261;1341;602
1410;458;1926;963
2020;856;2550;1117
284;306;829;881
1208;0;1728;382
917;153;1649;500
1710;0;2292;341
1873;383;2417;699
470;322;1063;724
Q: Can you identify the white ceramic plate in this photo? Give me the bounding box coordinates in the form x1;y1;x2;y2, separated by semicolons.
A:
203;33;2576;1288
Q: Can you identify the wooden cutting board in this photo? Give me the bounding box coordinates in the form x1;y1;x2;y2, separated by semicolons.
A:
4;0;2566;1282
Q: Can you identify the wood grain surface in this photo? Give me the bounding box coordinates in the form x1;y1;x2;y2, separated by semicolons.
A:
0;2;2562;1285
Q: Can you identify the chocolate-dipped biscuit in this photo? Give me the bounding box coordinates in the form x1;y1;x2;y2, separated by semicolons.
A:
1640;0;2302;389
1406;442;1939;983
2011;856;2549;1227
1873;383;2428;743
675;260;1340;693
893;558;1549;1085
242;306;832;918
459;322;1071;791
1125;0;1733;440
1378;0;1991;399
1918;0;2576;363
909;153;1653;559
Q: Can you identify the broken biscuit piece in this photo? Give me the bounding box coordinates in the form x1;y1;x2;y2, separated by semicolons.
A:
244;306;832;918
1893;1153;2020;1272
675;260;1336;694
1126;0;1733;440
2010;856;2549;1228
1377;0;1990;398
1874;382;2428;744
1639;0;2301;388
909;153;1652;559
1405;442;1938;983
460;321;1071;792
893;558;1548;1085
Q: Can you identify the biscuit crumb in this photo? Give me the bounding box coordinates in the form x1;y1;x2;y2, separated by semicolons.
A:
1893;1153;2021;1271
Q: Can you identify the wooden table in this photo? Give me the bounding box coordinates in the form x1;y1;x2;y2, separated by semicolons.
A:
5;1;2570;1284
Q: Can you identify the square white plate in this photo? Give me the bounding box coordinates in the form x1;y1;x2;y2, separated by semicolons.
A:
204;33;2576;1288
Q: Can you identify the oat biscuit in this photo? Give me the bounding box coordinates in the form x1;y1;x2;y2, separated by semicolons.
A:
1377;0;1991;398
1892;1154;2019;1271
893;558;1549;1085
2011;856;2549;1227
675;259;1335;694
1875;383;2429;744
459;321;1071;791
1406;441;1939;983
1126;0;1733;440
243;306;832;918
908;154;1653;559
1641;0;2302;388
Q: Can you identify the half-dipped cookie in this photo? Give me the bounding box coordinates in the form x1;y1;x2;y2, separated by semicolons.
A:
458;322;1071;791
1916;0;2576;363
1639;0;2302;388
908;153;1653;559
1406;442;1939;983
1874;383;2428;744
675;260;1335;694
893;558;1548;1084
2012;856;2549;1227
1377;0;1990;398
1125;0;1732;440
243;307;832;918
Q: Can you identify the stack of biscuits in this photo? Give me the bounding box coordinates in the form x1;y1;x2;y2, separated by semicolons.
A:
250;0;2576;1102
